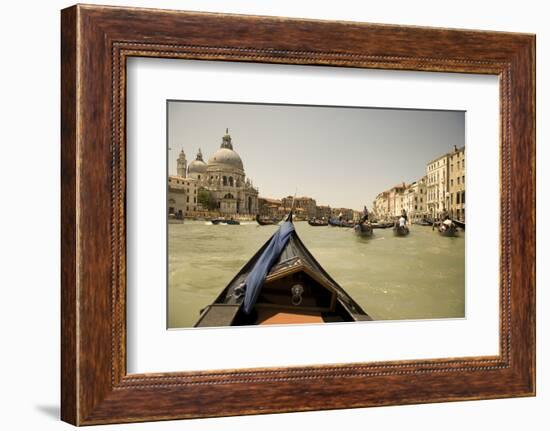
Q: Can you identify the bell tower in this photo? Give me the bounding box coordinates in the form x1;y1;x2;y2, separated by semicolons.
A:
177;148;187;177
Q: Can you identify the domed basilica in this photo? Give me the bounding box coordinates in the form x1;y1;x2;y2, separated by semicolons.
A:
176;129;259;215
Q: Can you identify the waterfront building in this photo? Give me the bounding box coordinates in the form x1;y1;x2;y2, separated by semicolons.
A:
372;147;465;222
172;129;259;216
426;146;466;220
168;175;198;218
315;205;332;220
405;176;428;221
373;191;390;220
281;196;317;219
258;197;283;218
331;207;354;221
388;182;407;217
448;146;466;220
426;153;450;219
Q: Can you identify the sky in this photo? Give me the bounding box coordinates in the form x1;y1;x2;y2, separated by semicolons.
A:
168;101;464;210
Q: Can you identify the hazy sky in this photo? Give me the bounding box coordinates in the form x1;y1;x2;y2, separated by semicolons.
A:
168;101;464;210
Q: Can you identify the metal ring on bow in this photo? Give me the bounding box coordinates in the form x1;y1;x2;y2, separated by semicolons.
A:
291;284;304;306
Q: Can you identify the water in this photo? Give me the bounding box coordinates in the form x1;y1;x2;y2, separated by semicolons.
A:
168;221;465;328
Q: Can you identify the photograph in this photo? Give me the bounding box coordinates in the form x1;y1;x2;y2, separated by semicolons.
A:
167;101;466;328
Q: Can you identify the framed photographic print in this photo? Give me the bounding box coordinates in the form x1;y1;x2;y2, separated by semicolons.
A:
61;4;535;425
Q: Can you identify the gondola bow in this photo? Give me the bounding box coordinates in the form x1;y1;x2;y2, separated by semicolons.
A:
194;213;372;327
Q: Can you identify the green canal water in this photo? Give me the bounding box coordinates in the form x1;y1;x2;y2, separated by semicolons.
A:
168;221;465;328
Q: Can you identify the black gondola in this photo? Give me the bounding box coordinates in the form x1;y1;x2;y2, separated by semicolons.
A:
256;214;279;226
371;222;394;229
210;218;240;225
393;224;410;236
452;219;466;230
414;219;432;227
308;219;328;227
328;218;355;228
354;222;373;237
194;213;372;327
438;222;457;237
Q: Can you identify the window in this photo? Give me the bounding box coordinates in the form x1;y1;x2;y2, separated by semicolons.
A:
451;179;454;187
186;196;189;203
462;191;465;204
462;176;465;184
456;192;461;204
457;177;460;184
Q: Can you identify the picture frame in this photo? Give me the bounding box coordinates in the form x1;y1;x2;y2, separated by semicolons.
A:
60;4;535;425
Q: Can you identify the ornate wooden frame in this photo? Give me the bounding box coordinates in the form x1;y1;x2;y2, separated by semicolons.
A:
61;4;536;425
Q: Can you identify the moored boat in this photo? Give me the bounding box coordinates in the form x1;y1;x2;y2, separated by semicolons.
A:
210;218;240;225
328;218;355;228
256;214;279;226
194;212;372;327
371;222;393;229
308;218;328;227
168;214;184;224
354;222;373;237
414;219;432;227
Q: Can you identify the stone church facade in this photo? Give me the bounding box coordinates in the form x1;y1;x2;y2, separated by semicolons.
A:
173;129;259;216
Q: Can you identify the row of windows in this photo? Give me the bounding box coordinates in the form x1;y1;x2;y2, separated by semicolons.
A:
428;160;444;171
450;159;465;172
207;175;243;187
170;178;195;187
428;170;446;185
450;176;466;187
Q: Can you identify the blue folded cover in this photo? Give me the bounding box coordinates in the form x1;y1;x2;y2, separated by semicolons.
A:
242;220;295;314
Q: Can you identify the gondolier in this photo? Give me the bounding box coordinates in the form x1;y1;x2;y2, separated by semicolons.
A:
361;205;369;223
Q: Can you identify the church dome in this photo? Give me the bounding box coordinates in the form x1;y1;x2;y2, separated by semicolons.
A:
208;148;243;170
188;148;208;174
188;159;208;174
207;129;244;171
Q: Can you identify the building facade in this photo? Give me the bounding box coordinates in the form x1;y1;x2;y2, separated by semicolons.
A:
315;205;332;220
172;129;259;216
388;183;407;217
331;207;354;221
426;153;450;219
258;197;283;218
404;176;428;221
373;191;390;220
448;146;466;220
168;175;198;218
281;196;317;219
372;147;465;223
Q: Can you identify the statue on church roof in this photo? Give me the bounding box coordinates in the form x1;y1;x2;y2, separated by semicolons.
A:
221;128;233;150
